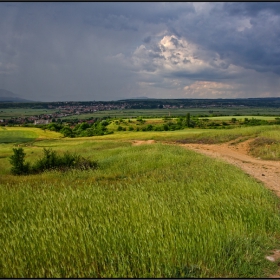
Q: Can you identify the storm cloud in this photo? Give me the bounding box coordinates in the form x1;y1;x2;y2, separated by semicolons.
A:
0;2;280;101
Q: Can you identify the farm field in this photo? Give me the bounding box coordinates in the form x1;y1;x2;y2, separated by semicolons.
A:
61;107;280;120
0;108;57;119
204;115;279;121
1;125;280;277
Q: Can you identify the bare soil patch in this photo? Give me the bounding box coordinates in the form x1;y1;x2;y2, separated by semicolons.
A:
132;140;155;146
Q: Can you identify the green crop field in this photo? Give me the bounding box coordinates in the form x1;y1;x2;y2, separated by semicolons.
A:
0;108;57;119
61;107;280;120
1;125;280;277
203;116;279;121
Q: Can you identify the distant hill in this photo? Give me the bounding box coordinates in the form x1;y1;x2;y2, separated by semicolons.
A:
0;89;32;102
118;96;156;101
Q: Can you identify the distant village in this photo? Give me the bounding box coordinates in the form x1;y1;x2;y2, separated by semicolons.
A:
0;102;130;125
0;101;224;125
1;97;279;125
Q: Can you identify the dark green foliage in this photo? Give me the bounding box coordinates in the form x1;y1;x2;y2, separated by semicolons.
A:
145;124;154;131
186;112;191;127
9;148;30;175
242;118;269;126
10;148;98;175
60;126;74;137
32;148;59;172
31;148;98;173
73;120;112;137
117;125;125;131
79;122;90;130
136;117;146;124
46;123;63;132
32;149;97;173
163;124;169;131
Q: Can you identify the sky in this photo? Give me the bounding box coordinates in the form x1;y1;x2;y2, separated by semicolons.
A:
1;2;280;101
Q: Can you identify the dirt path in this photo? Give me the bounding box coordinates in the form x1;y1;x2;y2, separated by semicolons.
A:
132;140;155;146
179;139;280;198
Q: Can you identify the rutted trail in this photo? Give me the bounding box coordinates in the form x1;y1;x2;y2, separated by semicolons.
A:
179;139;280;198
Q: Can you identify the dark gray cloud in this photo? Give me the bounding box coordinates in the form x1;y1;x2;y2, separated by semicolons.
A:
224;2;280;16
0;2;279;101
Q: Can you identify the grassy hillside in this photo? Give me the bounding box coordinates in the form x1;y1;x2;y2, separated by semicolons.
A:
0;127;62;143
1;130;280;277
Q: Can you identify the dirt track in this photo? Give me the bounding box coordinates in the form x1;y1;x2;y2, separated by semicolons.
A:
179;139;280;198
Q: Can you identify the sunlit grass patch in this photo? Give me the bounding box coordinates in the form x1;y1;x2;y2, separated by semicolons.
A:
246;127;280;160
175;125;279;144
0;129;37;143
249;137;280;160
0;127;62;144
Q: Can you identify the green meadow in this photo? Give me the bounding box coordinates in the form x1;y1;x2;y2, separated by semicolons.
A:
0;108;57;119
1;125;280;277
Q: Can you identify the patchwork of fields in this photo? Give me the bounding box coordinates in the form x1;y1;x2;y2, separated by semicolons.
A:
1;124;280;277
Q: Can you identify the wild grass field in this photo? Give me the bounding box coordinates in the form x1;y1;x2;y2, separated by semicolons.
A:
1;125;280;277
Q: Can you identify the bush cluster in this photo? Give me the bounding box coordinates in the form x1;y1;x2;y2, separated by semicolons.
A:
44;119;113;138
9;148;97;175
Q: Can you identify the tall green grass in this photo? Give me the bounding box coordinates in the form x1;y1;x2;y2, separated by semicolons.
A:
1;143;280;277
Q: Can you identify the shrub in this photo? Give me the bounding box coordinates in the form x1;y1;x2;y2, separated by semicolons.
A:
60;126;74;137
10;148;98;175
146;124;154;131
32;148;62;172
31;148;98;173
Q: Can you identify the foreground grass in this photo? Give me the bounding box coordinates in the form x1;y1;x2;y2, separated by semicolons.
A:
1;142;280;277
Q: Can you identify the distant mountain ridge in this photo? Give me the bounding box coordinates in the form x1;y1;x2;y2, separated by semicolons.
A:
118;96;156;101
0;89;32;102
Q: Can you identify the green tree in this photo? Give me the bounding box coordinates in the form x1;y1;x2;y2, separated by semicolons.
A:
186;113;191;127
9;148;30;175
60;126;74;137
